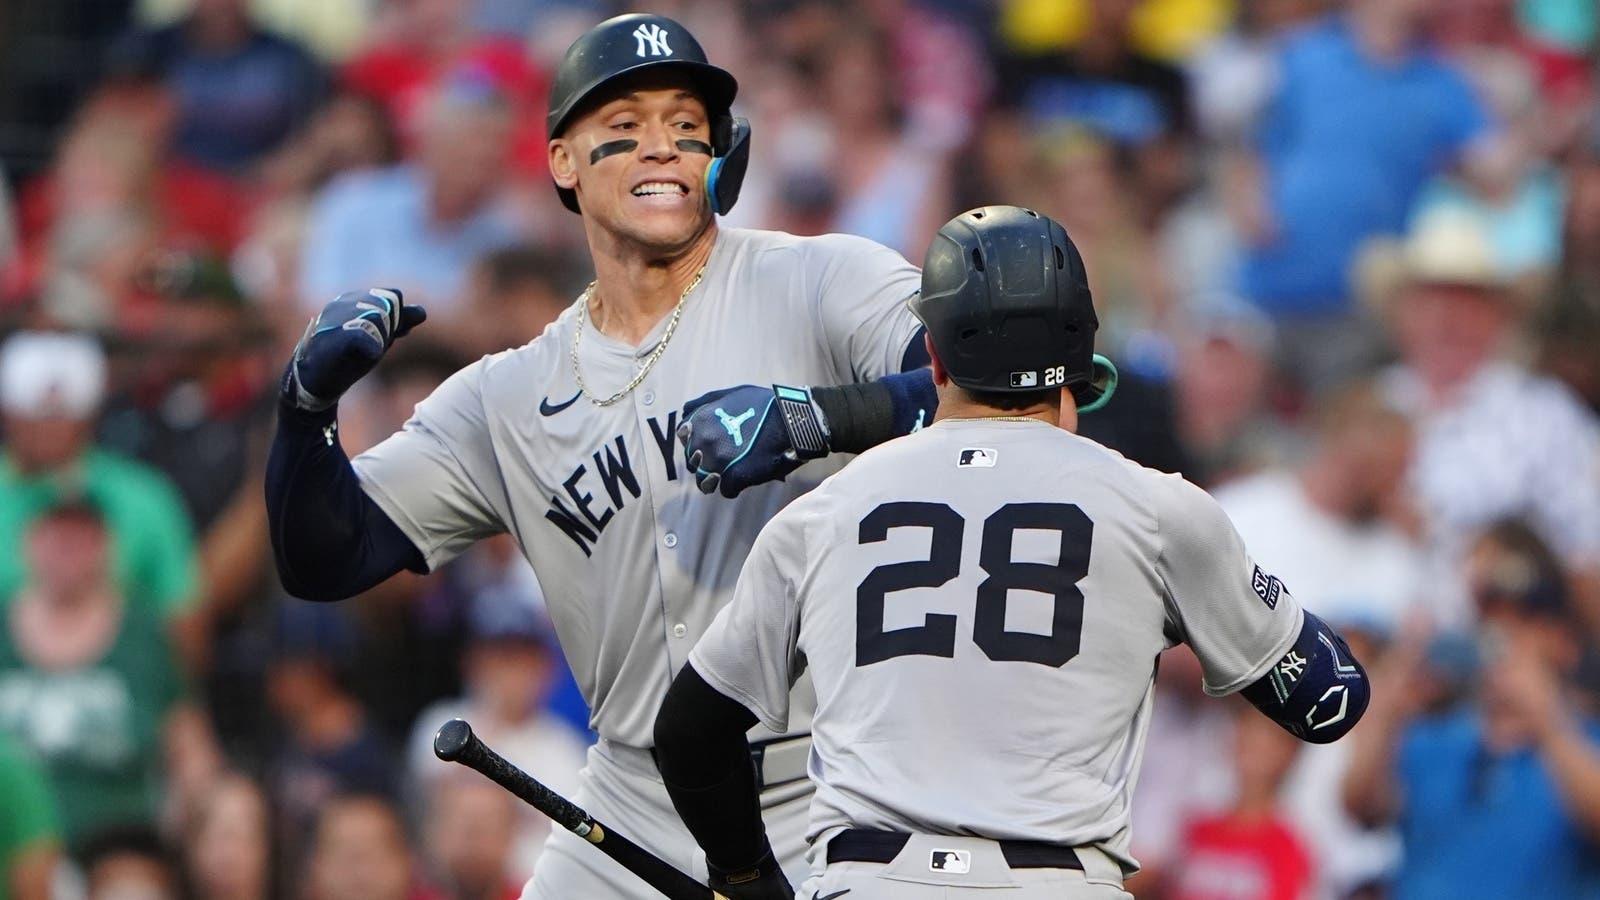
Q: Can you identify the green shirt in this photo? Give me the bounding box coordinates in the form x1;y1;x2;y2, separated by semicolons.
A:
0;449;199;617
0;733;57;900
0;606;184;842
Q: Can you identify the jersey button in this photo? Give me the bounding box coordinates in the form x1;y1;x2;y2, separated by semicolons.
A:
663;532;678;548
672;623;687;638
642;390;655;405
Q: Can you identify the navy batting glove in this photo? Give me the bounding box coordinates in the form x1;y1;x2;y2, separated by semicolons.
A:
678;385;811;498
283;288;426;411
707;847;794;900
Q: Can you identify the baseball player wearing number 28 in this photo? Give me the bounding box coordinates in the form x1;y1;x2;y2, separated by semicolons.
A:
654;207;1373;900
263;11;964;900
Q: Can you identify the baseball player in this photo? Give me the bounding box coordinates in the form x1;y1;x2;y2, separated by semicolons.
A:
654;207;1372;899
265;13;946;899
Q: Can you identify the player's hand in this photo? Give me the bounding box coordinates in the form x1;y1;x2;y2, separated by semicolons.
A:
283;288;426;411
707;847;794;900
678;384;806;497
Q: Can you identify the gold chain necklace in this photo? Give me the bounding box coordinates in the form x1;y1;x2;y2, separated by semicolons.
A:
571;266;705;407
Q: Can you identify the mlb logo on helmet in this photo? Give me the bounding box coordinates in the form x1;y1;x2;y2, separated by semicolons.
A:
929;849;971;874
958;448;997;468
1010;371;1038;388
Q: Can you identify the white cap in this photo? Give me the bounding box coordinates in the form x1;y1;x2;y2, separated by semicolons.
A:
0;331;107;419
1399;210;1510;290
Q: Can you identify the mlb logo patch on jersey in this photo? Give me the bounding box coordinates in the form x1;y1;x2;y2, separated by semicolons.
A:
929;849;971;874
958;448;997;468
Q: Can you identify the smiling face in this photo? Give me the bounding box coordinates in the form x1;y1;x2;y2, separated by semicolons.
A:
549;71;716;255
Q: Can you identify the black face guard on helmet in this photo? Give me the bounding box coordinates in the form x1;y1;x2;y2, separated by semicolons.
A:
910;205;1117;413
546;13;750;216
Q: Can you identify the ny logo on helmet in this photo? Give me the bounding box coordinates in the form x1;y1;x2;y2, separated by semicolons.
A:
633;23;673;57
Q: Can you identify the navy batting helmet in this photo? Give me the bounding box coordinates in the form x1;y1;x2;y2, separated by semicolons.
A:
910;206;1116;412
546;13;749;216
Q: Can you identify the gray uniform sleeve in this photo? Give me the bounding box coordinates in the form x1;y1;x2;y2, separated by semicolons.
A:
809;233;925;382
351;359;508;570
1152;473;1303;696
688;505;808;733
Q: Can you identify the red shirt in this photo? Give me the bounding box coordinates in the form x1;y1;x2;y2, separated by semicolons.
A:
1169;813;1313;900
343;40;550;172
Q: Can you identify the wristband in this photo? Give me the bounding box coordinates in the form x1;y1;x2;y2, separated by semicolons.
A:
773;385;831;460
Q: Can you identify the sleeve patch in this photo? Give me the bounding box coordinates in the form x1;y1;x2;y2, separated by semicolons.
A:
1251;565;1284;610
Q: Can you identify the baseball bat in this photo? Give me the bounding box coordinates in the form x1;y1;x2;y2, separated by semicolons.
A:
433;718;725;900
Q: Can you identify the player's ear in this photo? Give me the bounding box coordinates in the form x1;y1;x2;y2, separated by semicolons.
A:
550;139;579;191
926;336;950;387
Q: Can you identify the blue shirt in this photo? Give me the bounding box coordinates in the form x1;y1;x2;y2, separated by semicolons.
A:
300;166;522;313
1239;16;1491;317
113;24;325;170
1394;707;1600;900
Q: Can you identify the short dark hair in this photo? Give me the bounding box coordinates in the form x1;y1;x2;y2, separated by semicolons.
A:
955;385;1060;412
76;823;173;874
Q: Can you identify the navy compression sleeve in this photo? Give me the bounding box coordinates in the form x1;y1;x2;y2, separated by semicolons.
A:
654;665;770;872
811;367;939;454
266;400;427;601
1242;611;1370;744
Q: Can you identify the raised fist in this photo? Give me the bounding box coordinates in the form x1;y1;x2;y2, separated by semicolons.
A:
283;288;426;411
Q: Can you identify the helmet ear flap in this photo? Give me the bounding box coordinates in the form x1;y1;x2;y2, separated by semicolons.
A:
1071;355;1118;413
705;116;751;216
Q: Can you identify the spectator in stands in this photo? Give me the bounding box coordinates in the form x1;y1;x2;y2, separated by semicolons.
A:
1169;704;1315;900
1344;521;1600;899
1373;212;1600;625
814;25;951;259
79;826;179;900
0;332;199;620
13;82;248;307
1032;128;1173;348
180;774;271;900
1216;383;1419;897
0;500;209;844
420;777;520;900
266;602;399;874
447;245;584;356
299;78;523;317
0;731;58;900
258;91;399;201
1216;381;1423;629
994;0;1195;211
306;795;416;900
1169;294;1282;486
1233;0;1496;384
109;0;326;172
406;577;587;881
342;0;548;171
97;252;274;532
1128;645;1237;897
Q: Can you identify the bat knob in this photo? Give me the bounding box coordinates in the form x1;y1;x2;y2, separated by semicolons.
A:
434;718;475;762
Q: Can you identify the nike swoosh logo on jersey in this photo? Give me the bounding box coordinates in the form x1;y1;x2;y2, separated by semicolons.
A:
814;890;851;900
540;391;582;416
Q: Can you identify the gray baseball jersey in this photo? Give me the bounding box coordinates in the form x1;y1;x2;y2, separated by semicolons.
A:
689;418;1304;871
352;227;923;747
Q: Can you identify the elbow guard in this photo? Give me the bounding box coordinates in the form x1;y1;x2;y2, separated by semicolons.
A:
1242;611;1370;744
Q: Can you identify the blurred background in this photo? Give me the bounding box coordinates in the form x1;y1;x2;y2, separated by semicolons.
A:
0;0;1598;897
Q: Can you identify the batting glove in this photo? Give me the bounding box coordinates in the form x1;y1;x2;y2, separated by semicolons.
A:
283;288;426;412
707;847;794;900
678;384;829;498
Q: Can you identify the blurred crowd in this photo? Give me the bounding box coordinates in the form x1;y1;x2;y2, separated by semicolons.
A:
0;0;1598;898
